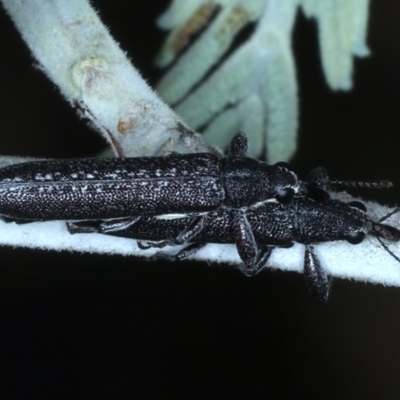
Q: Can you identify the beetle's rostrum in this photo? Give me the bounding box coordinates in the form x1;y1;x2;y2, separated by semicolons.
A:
0;132;300;222
68;197;400;302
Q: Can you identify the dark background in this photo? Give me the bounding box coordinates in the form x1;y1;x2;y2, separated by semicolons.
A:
1;1;400;398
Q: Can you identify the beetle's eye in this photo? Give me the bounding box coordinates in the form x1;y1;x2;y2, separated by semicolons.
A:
274;161;290;169
345;231;365;244
348;201;367;212
276;188;295;204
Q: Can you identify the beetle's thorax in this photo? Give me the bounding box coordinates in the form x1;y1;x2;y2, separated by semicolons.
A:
219;157;300;208
291;199;367;244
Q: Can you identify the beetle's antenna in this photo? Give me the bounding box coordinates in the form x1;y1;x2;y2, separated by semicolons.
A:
368;207;400;263
376;236;400;264
306;167;393;191
328;179;393;190
378;207;400;223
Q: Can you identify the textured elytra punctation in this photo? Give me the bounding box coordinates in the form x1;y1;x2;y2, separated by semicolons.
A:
0;133;300;221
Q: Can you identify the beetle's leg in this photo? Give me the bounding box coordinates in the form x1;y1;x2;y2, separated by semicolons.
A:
303;245;330;303
139;215;207;249
138;239;173;249
99;217;141;233
173;243;207;260
234;211;259;276
228;132;248;157
137;241;152;250
67;217;141;234
1;216;37;224
278;242;294;249
252;241;297;273
173;215;207;244
149;243;207;262
67;220;103;234
252;246;274;273
245;242;294;276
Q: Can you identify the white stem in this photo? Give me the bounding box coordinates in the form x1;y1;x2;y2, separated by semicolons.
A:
1;0;211;157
